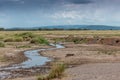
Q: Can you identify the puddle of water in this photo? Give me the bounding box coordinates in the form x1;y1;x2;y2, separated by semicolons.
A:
20;49;51;68
20;44;64;68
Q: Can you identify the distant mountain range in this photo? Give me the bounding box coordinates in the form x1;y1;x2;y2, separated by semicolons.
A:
6;25;120;30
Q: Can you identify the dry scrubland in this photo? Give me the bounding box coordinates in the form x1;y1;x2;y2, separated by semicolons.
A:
0;30;120;80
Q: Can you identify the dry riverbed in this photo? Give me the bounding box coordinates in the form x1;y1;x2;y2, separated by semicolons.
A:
0;44;119;80
41;43;120;80
0;44;54;80
0;31;120;80
1;42;120;80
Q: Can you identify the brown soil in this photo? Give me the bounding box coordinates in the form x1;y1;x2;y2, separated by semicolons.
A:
63;36;120;46
3;42;120;80
0;45;53;80
62;63;120;80
0;48;27;67
87;37;120;46
41;43;120;65
41;43;120;80
1;37;120;80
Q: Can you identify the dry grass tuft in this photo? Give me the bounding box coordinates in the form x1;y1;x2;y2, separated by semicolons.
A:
38;63;65;80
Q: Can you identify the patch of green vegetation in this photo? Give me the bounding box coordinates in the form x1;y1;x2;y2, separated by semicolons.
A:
38;63;65;80
4;37;23;42
0;42;5;47
14;32;35;41
0;36;4;40
13;37;23;42
16;45;31;48
31;36;49;45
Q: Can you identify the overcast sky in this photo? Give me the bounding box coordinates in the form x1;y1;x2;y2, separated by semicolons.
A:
0;0;120;28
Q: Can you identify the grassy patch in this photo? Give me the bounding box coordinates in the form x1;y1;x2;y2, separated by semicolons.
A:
14;32;35;41
16;45;31;48
0;42;5;47
38;63;65;80
31;36;49;45
0;36;4;40
4;37;23;42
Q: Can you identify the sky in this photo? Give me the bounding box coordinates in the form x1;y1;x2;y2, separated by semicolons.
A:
0;0;120;28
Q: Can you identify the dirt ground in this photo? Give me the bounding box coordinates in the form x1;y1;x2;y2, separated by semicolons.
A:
0;48;27;67
62;63;120;80
41;43;120;80
7;76;36;80
0;31;119;80
0;43;52;67
6;43;120;80
41;43;120;64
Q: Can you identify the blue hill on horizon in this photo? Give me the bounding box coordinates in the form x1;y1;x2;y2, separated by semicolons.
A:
7;25;120;30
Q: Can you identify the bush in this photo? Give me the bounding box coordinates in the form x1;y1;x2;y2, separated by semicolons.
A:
4;37;14;42
31;37;49;45
0;42;5;47
4;37;23;42
38;63;65;80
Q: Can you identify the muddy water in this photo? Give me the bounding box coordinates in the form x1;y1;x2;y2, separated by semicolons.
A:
0;44;64;80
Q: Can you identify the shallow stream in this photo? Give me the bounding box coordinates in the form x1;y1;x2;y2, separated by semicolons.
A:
0;43;64;80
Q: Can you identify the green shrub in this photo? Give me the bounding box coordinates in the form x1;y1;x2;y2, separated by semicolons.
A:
31;37;49;45
0;42;5;47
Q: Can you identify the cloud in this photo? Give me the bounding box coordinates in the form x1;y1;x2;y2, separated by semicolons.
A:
51;11;84;19
1;0;120;27
68;0;93;4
